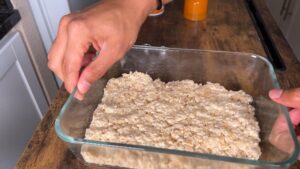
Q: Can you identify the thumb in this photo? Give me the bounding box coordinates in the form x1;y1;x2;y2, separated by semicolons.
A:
77;44;122;96
269;88;300;109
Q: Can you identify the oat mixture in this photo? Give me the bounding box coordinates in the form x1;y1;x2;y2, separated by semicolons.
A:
81;72;261;167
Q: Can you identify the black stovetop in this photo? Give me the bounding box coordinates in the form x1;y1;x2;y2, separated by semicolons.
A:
0;0;20;39
0;0;13;11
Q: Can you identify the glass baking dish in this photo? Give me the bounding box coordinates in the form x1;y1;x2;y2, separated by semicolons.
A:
55;46;299;169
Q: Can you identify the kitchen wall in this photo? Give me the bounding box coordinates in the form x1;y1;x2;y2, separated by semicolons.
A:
10;0;58;103
266;0;300;62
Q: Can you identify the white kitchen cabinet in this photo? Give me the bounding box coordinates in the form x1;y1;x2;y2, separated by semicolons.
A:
285;4;300;61
265;0;297;34
266;0;300;61
28;0;99;86
0;31;47;169
28;0;99;50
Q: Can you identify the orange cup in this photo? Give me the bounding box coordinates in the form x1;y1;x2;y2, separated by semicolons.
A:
184;0;208;21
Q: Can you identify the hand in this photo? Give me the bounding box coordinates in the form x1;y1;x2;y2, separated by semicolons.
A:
48;0;157;100
268;88;300;158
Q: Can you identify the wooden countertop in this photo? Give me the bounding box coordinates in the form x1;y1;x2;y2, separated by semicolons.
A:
16;0;300;168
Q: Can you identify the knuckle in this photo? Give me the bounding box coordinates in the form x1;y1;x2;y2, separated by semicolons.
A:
85;67;104;82
110;26;120;34
63;57;81;74
87;67;100;76
63;62;74;74
68;18;87;34
60;15;72;26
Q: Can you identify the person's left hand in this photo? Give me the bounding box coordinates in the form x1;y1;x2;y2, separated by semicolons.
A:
268;88;300;158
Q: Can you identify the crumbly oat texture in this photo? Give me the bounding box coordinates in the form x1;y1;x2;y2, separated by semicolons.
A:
81;72;261;167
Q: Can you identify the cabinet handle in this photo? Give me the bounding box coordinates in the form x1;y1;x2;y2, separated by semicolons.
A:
283;0;293;20
280;0;289;16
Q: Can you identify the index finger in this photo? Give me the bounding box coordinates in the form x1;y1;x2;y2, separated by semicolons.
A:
63;20;91;93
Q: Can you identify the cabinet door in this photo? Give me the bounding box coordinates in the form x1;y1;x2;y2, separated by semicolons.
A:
265;0;286;27
28;0;100;51
0;32;48;169
28;0;101;86
286;4;300;61
266;0;297;35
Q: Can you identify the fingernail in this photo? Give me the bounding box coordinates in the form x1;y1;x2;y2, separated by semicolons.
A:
78;79;91;94
269;89;283;99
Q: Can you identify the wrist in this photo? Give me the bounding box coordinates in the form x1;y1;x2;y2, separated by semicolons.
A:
118;0;157;26
127;0;157;16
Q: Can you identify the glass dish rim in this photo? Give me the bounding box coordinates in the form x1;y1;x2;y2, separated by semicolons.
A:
55;45;299;167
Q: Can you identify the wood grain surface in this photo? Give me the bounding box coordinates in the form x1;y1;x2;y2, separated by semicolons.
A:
16;0;300;168
137;0;265;55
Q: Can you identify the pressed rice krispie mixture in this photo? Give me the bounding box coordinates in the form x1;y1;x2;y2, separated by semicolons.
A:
81;72;261;167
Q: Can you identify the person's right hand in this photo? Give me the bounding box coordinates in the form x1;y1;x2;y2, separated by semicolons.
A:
268;88;300;158
48;0;157;100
